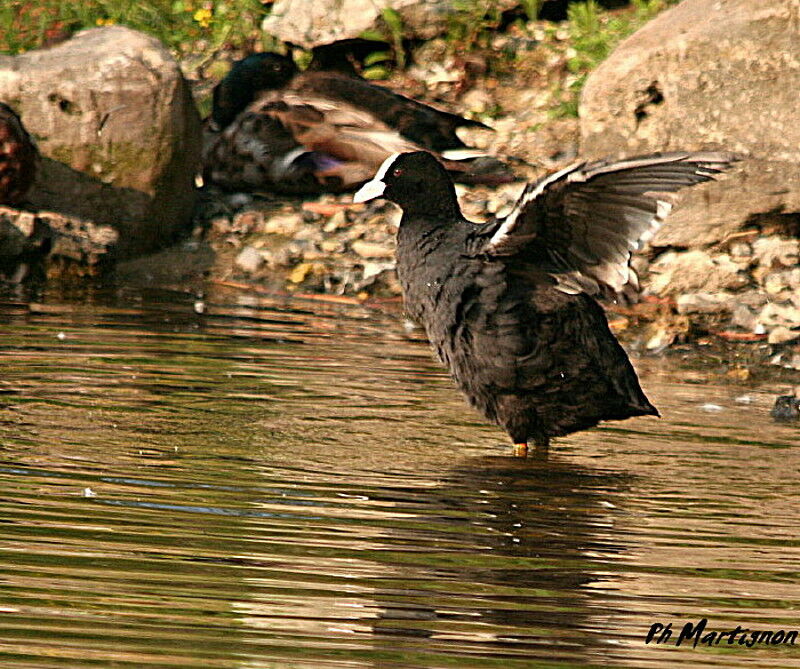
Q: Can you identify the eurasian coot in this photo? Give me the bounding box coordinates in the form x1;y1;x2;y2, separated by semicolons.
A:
354;150;736;454
203;53;511;194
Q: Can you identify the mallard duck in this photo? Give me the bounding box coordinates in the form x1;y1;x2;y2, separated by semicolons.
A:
0;103;37;206
202;53;511;194
353;150;737;455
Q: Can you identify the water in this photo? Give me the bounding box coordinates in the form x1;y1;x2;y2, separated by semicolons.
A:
0;283;798;668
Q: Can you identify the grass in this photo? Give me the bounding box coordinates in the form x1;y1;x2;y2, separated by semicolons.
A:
0;0;679;120
544;0;680;117
0;0;269;62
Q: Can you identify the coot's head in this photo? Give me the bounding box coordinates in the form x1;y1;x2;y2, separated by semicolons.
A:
211;53;298;129
353;151;459;217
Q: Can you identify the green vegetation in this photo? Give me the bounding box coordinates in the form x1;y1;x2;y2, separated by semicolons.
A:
0;0;269;58
552;0;680;117
1;0;679;120
445;0;507;54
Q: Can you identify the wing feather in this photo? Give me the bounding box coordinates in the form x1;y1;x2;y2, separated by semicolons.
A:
481;151;737;295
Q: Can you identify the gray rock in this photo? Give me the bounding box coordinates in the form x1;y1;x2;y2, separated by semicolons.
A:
771;352;800;371
730;303;758;332
762;269;799;296
757;302;800;329
728;242;753;262
676;292;737;315
262;0;517;48
579;0;800;247
235;246;265;273
767;326;800;345
0;27;202;258
0;205;116;273
647;249;748;296
752;236;800;268
351;239;395;259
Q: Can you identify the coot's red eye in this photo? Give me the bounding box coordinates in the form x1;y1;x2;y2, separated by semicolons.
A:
392;168;404;177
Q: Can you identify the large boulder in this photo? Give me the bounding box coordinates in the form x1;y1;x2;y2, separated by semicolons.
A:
579;0;800;247
0;26;202;259
263;0;517;48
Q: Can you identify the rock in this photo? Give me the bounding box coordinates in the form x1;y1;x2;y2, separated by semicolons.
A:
767;326;800;345
763;269;799;296
757;302;800;329
730;304;758;332
676;292;737;315
752;236;800;268
263;212;303;236
263;0;517;48
771;353;800;371
0;27;202;258
647;249;748;296
0;205;116;276
579;0;800;247
235;246;265;273
351;240;395;259
728;242;753;262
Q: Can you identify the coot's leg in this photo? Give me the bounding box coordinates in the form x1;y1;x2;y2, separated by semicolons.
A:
511;437;549;458
534;436;550;458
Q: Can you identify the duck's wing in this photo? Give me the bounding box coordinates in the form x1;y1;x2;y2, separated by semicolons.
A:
268;92;422;164
204;89;508;192
478;152;737;296
203;93;420;192
289;71;488;152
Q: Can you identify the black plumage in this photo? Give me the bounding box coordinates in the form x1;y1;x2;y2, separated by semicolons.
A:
203;53;511;194
0;102;37;206
353;150;737;453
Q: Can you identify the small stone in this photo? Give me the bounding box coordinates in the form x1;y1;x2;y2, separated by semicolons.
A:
676;292;736;314
730;303;758;331
234;246;265;273
752;236;800;268
210;216;232;235
361;261;394;282
288;263;311;284
763;270;796;295
227;193;253;209
232;211;261;233
323;210;348;232
320;239;343;253
462;88;493;115
263;213;302;236
351;240;394;259
757;302;800;329
767;326;800;345
648;250;746;295
729;241;753;261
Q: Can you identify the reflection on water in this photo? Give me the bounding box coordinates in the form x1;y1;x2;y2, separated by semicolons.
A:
0;284;798;668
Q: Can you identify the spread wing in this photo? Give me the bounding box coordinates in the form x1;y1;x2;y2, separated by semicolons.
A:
480;152;737;295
